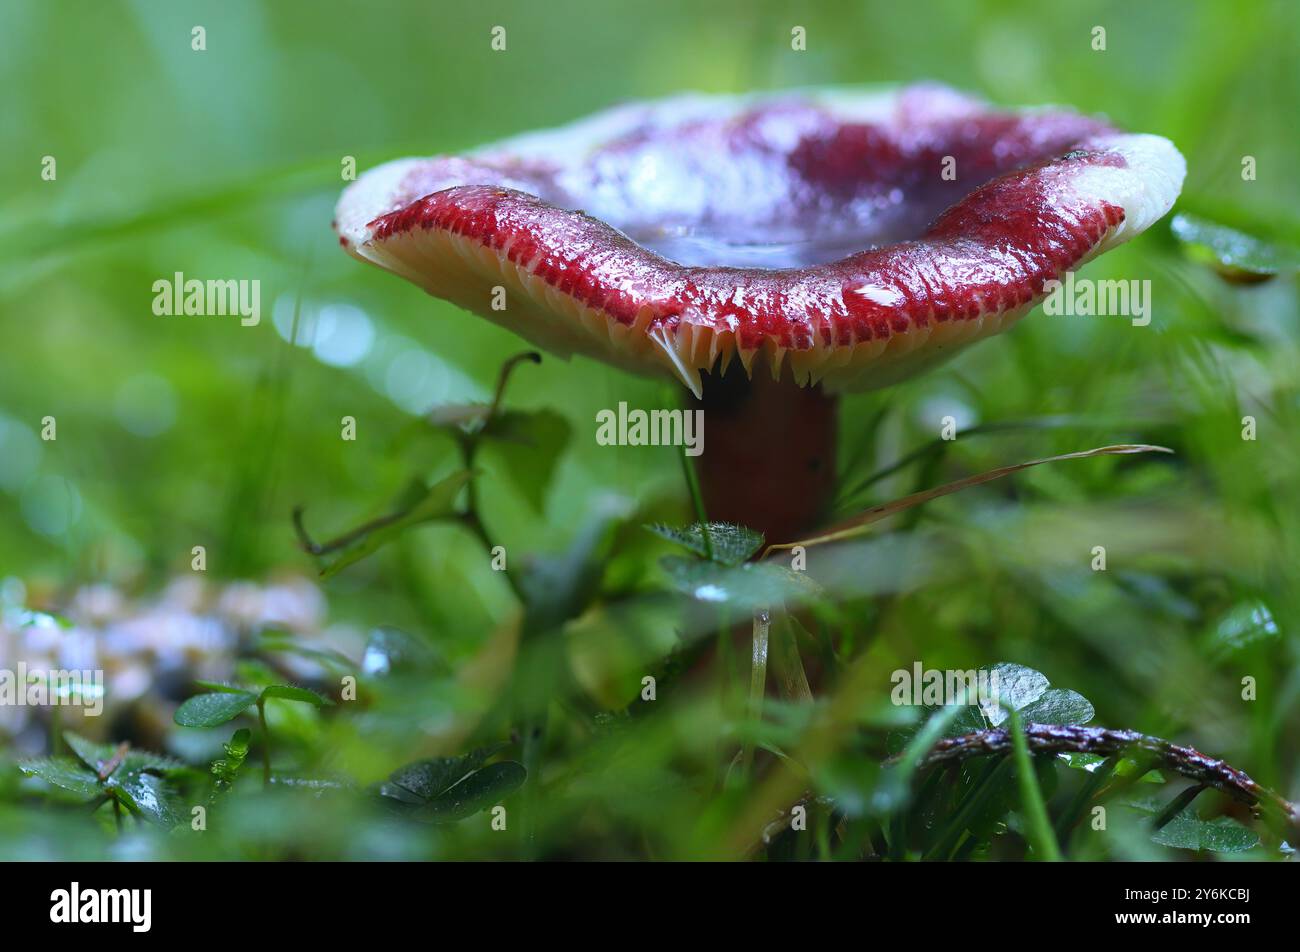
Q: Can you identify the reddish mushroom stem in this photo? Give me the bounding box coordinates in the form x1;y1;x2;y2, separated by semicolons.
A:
686;365;839;545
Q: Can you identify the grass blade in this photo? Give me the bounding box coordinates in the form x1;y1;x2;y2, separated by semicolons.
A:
769;443;1173;554
1009;711;1062;861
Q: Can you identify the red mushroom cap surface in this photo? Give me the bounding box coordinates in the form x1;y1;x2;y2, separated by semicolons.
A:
336;85;1185;397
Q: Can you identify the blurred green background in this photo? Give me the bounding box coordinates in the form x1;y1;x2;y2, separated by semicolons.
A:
0;0;1297;860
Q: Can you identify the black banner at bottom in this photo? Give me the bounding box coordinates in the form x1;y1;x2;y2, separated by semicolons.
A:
8;859;1284;937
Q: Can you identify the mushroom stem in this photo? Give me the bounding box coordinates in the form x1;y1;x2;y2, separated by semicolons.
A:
687;365;839;544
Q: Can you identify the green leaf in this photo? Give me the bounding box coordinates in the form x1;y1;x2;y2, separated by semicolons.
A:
123;751;190;777
319;469;472;579
109;772;181;827
17;758;100;800
419;762;527;822
380;746;504;803
982;663;1094;728
1128;797;1260;852
659;556;822;611
645;522;764;566
1171;212;1300;278
481;409;571;513
174;690;257;728
1017;689;1095;727
62;732;119;774
260;684;331;707
1152;812;1259;853
895;663;1094;753
62;732;186;779
980;662;1049;724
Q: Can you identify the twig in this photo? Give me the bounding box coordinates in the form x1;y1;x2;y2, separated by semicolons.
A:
96;741;130;782
292;504;407;556
908;723;1300;838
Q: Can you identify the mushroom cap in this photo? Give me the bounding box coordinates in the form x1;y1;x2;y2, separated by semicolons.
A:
335;85;1185;397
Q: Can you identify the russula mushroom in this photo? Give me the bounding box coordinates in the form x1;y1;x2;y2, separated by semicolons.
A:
335;85;1184;542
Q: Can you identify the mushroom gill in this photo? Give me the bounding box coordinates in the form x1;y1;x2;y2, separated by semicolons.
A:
335;85;1185;541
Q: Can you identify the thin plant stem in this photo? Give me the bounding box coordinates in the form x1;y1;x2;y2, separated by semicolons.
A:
740;610;770;779
1153;783;1207;831
487;351;541;419
293;505;407;555
679;451;713;560
257;698;271;788
834;416;1091;510
452;352;540;603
